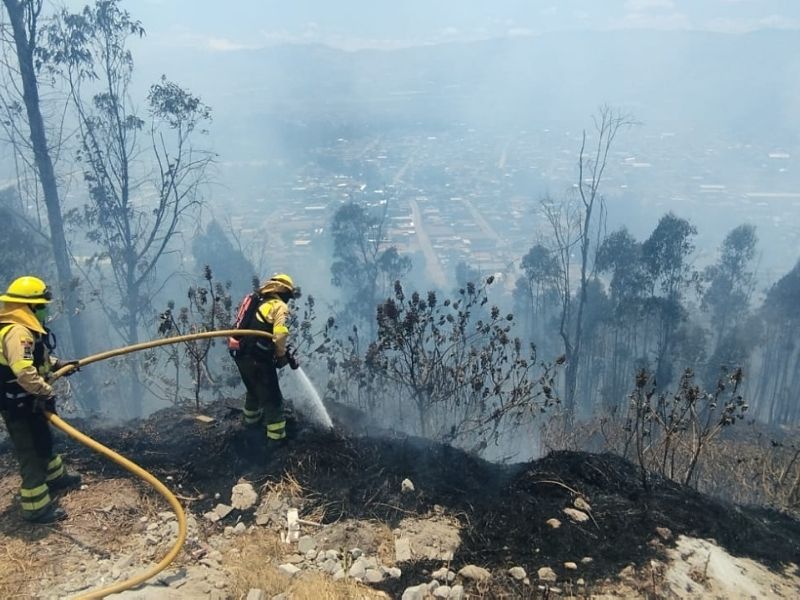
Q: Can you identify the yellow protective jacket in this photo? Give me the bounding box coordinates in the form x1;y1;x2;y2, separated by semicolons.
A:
0;303;55;398
252;296;289;360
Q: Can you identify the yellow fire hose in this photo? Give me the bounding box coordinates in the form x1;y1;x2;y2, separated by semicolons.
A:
46;329;274;599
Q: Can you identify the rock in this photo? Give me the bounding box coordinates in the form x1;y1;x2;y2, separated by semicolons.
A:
231;483;258;510
204;503;233;522
656;526;672;541
325;549;340;560
458;565;491;581
234;522;247;535
449;585;465;600
576;578;585;585
271;594;289;600
433;586;451;598
332;568;346;581
386;567;402;579
365;569;384;583
348;557;368;579
546;518;562;529
564;562;578;570
395;537;412;562
284;554;305;564
350;547;363;558
297;535;316;554
508;566;527;580
401;478;415;493
581;557;593;564
255;513;270;526
573;497;592;512
562;508;590;523
401;584;428;600
305;549;318;561
432;567;450;581
278;564;301;577
537;567;557;583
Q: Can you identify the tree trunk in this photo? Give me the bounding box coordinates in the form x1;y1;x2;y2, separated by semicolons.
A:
4;0;98;410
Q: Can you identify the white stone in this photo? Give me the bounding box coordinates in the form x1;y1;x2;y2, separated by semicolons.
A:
395;537;412;562
562;508;590;523
231;483;258;510
537;567;557;583
401;584;428;600
564;561;578;570
298;536;316;554
574;497;591;512
458;565;491;581
432;567;450;581
508;566;526;580
348;558;367;579
433;586;451;598
387;567;402;579
401;478;415;493
546;518;562;529
365;569;384;583
278;564;301;577
234;522;247;535
449;585;465;600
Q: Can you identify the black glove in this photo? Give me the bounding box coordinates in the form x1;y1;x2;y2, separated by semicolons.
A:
57;360;81;377
288;352;300;371
33;395;57;414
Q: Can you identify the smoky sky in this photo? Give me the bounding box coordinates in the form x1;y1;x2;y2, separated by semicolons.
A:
92;0;800;52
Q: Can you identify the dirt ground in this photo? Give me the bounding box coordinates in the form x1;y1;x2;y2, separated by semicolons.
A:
1;400;799;599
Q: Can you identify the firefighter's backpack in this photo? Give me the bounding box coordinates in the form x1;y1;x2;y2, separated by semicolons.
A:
227;291;262;353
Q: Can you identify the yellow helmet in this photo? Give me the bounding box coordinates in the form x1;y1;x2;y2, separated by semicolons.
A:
259;273;295;297
0;276;53;305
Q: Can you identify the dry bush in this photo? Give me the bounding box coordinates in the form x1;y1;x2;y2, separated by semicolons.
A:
225;529;384;600
696;427;800;514
540;370;800;515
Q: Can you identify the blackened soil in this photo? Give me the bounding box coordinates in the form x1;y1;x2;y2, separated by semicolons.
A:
3;401;798;596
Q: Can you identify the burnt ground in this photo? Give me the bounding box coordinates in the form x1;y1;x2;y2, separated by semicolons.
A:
2;400;800;597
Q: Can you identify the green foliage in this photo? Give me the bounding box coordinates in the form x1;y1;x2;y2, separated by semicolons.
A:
191;220;255;299
0;188;50;284
329;201;411;330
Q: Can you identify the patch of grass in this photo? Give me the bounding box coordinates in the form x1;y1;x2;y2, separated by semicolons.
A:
0;538;38;599
225;529;385;600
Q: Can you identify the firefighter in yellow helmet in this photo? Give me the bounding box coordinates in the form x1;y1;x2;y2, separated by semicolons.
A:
0;276;81;523
232;274;299;443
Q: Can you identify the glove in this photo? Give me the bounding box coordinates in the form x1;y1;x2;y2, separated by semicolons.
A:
288;352;300;371
56;360;81;377
33;395;57;414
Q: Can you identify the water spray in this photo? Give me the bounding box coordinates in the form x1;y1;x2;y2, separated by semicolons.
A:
290;366;333;429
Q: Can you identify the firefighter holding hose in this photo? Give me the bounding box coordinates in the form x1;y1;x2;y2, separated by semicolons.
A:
0;276;81;523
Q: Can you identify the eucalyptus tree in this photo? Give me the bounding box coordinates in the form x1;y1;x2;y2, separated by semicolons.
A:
329;200;411;337
756;259;800;424
0;0;92;367
46;0;213;347
640;212;698;387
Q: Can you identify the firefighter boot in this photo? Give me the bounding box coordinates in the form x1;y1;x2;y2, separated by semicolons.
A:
24;503;67;524
49;472;82;494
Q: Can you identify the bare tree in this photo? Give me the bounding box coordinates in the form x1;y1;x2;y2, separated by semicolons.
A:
541;106;635;416
1;0;98;407
46;0;212;348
